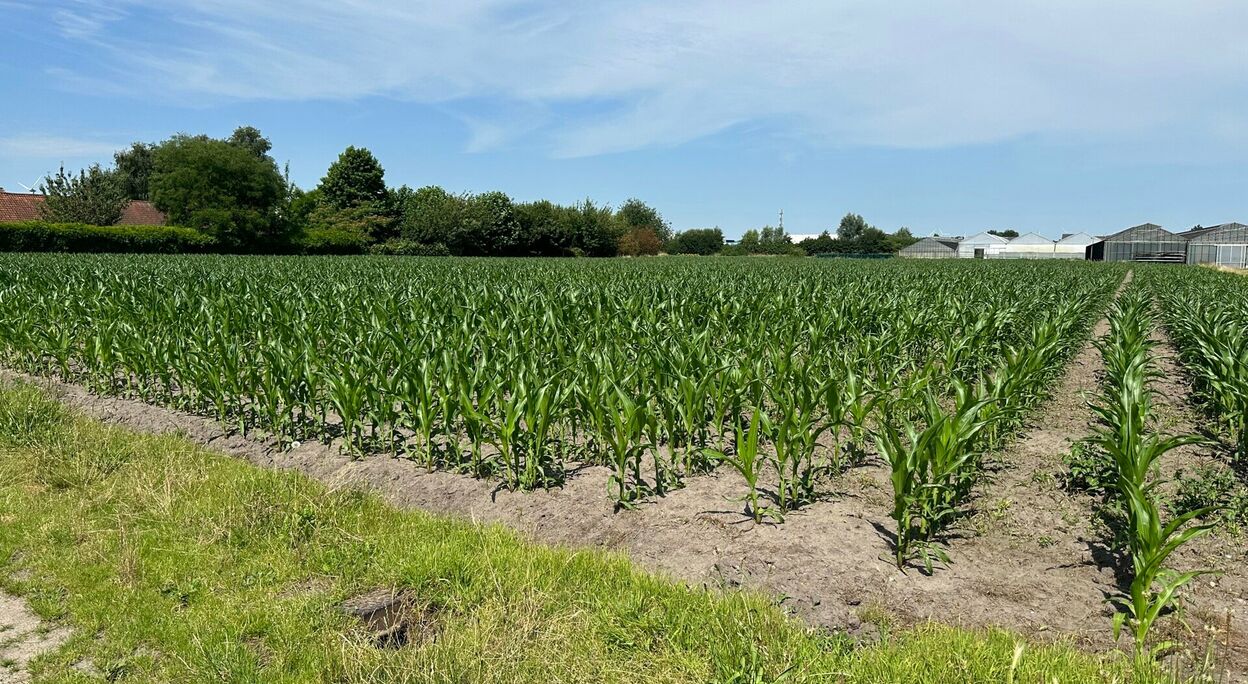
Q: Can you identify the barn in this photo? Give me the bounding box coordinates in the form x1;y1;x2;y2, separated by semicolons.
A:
1185;222;1248;268
1085;223;1187;263
897;237;960;259
957;231;1009;259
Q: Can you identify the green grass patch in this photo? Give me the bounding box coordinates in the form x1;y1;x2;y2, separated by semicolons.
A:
0;382;1163;682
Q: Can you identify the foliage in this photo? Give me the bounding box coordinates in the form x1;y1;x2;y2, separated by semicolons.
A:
732;225;803;256
615;198;672;243
113;142;155;201
0;221;212;253
989;229;1020;238
306;201;395;245
319;146;388;210
369;239;451;256
618;227;662;256
1059;440;1115;495
1089;287;1217;659
295;227;369;255
838;212;869;241
666;228;724;255
37;164;127;226
1172;464;1248;530
0;382;1159;684
227;125;274;160
149;134;288;250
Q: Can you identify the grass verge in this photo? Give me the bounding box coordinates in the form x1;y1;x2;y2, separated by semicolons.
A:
0;381;1165;683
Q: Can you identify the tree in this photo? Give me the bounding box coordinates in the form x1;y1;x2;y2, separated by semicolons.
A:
462;191;521;256
796;230;837;256
618;227;661;256
38;163;127;225
615;198;672;243
516;200;572;256
149;135;287;249
740;229;760;253
988;229;1019;238
566;199;621;257
227;126;273;160
668;228;724;255
399;186;468;249
838;213;869;241
114;142;155;201
319;146;387;210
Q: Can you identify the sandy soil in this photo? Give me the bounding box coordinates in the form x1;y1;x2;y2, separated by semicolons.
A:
0;591;72;684
1;285;1245;678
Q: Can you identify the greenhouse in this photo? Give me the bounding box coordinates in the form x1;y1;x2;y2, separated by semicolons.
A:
897;237;960;258
1054;233;1098;259
1001;232;1057;259
1185;222;1248;268
1085;223;1187;263
957;232;1009;259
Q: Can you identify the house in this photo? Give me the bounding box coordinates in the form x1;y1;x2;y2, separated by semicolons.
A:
0;189;166;226
957;231;1009;259
897;237;960;258
1085;223;1187;263
1001;232;1056;259
1184;222;1248;268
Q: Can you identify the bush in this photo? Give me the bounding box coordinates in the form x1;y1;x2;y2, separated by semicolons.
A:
667;228;724;255
368;239;451;256
1059;440;1114;495
1173;464;1248;529
295;227;368;255
0;221;213;253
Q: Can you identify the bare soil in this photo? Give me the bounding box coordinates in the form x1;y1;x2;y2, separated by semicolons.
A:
2;292;1246;678
0;591;72;684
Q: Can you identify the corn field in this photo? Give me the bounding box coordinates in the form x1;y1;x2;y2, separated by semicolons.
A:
0;255;1119;542
1143;266;1248;462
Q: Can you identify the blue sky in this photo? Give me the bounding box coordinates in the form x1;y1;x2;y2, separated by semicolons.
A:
2;1;1246;239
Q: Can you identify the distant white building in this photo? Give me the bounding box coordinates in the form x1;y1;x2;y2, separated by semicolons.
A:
1002;232;1056;258
957;231;1010;259
1054;232;1098;259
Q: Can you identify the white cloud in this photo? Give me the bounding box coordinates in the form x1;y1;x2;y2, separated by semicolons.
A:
0;135;121;158
40;0;1248;157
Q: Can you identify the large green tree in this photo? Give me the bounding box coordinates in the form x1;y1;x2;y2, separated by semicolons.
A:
38;164;127;225
319;146;387;210
667;228;724;255
615;198;672;243
227;126;273;160
149;135;287;249
113;142;155;201
837;213;869;241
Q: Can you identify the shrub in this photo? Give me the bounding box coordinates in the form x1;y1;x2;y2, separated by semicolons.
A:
368;239;451;256
1173;464;1248;529
1059;440;1114;495
0;221;213;253
295;227;368;255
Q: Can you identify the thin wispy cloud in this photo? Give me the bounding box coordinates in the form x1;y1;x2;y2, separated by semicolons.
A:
0;134;122;158
33;0;1248;158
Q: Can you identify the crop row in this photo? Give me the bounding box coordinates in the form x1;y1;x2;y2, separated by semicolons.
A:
0;256;1118;525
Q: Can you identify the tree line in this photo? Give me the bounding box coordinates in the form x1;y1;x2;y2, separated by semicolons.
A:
34;126;916;257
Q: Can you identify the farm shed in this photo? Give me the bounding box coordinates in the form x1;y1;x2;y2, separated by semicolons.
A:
1001;232;1056;259
1185;222;1248;268
897;237;960;258
1054;233;1097;259
1085;223;1187;263
957;232;1009;259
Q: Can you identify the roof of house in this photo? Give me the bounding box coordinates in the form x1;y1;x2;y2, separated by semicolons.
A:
0;190;166;226
0;190;43;222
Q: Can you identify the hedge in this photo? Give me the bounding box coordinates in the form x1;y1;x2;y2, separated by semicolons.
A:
0;221;214;253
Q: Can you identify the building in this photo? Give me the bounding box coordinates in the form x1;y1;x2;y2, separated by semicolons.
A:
0;189;166;226
1054;232;1098;259
1185;222;1248;268
1000;232;1056;258
1085;223;1187;263
898;237;960;258
957;231;1009;259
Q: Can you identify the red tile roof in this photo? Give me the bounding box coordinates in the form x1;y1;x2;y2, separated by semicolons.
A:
0;191;44;222
0;190;166;226
118;200;167;226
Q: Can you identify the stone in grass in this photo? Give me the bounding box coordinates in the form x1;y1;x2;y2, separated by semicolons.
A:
340;588;439;649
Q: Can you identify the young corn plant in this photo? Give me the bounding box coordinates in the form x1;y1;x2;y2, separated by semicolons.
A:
1091;288;1219;659
710;408;778;524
